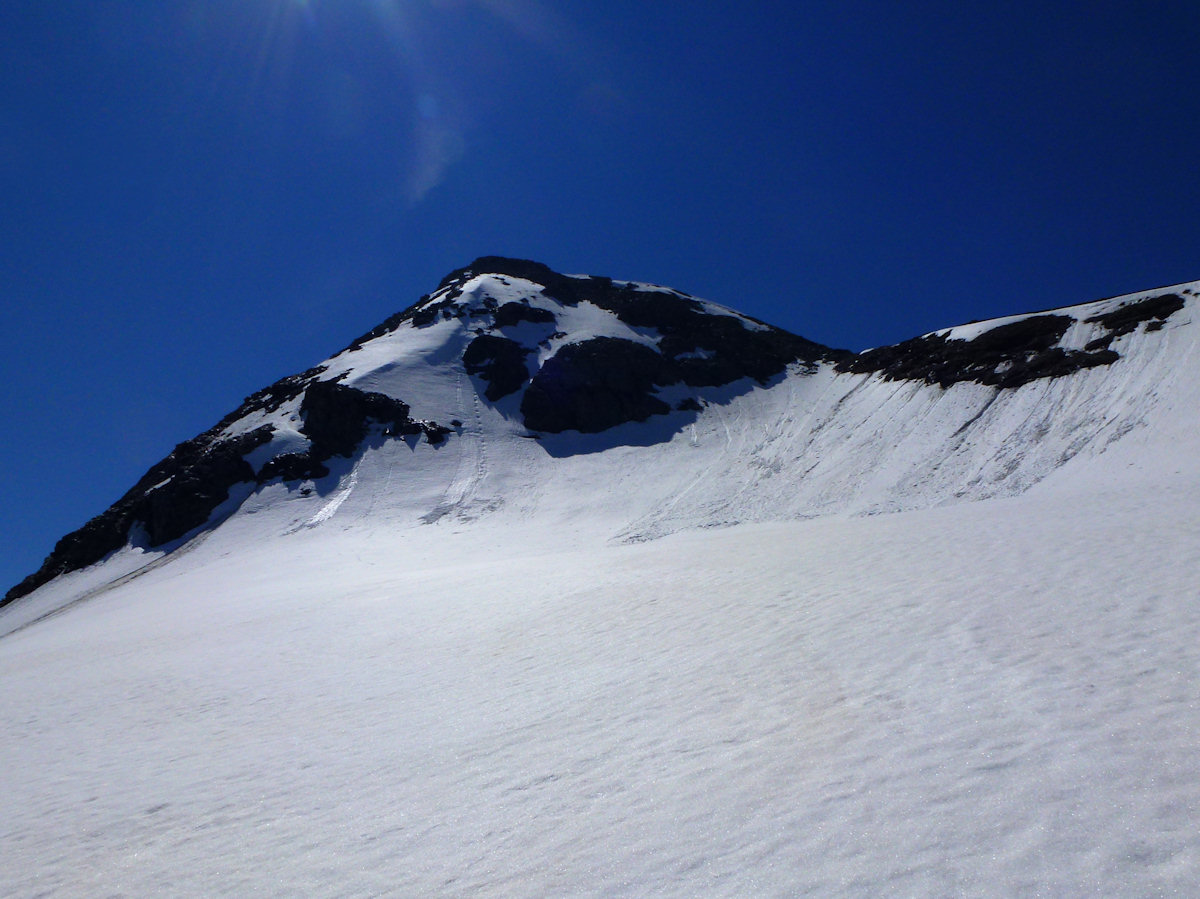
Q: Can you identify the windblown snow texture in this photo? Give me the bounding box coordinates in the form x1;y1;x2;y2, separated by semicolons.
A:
2;259;1191;606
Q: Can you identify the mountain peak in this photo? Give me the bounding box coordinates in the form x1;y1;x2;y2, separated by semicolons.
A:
2;259;838;605
436;255;562;289
4;263;1195;608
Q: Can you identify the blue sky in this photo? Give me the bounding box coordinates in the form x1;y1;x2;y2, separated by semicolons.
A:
3;0;1200;592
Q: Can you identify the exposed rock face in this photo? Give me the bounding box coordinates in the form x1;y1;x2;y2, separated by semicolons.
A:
463;335;530;401
837;293;1186;389
299;381;416;457
493;302;556;329
14;359;344;596
256;380;449;482
521;338;673;433
138;428;275;546
444;260;839;383
4;425;274;604
4;380;447;606
838;315;1118;388
439;256;844;431
1084;293;1185;344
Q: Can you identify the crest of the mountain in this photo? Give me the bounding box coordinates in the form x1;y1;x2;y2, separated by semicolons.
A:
4;258;1194;605
3;258;839;603
394;256;842;430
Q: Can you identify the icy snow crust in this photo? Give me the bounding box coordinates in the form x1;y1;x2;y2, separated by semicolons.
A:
3;276;1200;895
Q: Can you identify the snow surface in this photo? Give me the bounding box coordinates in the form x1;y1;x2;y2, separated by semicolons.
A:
3;280;1199;896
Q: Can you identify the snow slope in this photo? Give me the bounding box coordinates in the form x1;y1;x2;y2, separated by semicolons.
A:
2;480;1198;896
2;269;1199;895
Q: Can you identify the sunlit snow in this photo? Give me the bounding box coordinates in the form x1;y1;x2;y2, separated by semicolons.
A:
2;279;1198;896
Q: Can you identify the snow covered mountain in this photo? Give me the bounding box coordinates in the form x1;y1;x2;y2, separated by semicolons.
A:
3;259;1199;896
5;257;1194;608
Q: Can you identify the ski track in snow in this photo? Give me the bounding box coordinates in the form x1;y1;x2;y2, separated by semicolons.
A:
306;466;359;528
423;371;489;526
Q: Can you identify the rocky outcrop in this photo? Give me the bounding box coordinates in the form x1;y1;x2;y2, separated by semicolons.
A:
214;365;329;428
463;335;531;401
3;425;275;605
440;257;845;432
521;338;673;433
493;302;556;329
836;291;1186;389
837;315;1118;388
299;381;416;457
1083;293;1185;346
3;379;448;607
256;381;450;481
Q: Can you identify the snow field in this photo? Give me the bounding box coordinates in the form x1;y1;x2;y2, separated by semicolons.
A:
2;480;1198;896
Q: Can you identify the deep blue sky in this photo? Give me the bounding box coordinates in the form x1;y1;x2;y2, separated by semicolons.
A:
4;0;1200;592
